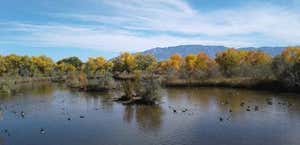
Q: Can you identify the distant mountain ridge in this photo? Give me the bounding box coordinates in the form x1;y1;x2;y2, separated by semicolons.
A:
141;45;286;61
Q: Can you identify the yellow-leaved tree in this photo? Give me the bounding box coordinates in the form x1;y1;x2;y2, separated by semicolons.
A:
112;52;137;73
0;56;7;76
31;56;54;76
282;47;300;64
5;54;22;75
56;63;76;75
85;57;112;76
169;54;183;71
216;48;247;77
184;54;197;72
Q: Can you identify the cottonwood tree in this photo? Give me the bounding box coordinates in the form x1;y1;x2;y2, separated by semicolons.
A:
0;56;7;76
57;57;82;69
273;47;300;87
31;56;55;76
85;57;112;76
135;54;157;72
112;52;137;73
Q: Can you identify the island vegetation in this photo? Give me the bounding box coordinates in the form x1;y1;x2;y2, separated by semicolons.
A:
1;47;300;103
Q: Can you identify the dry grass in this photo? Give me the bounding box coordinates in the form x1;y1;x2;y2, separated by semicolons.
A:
164;77;283;90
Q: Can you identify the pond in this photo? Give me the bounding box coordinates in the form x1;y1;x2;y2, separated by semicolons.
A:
0;83;300;145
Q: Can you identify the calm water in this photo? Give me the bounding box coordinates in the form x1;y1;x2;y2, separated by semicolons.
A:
0;83;300;145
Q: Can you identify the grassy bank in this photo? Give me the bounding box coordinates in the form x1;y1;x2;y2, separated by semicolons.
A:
113;73;300;93
163;77;297;92
14;77;53;84
0;77;54;95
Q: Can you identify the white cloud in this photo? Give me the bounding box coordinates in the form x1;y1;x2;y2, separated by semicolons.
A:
1;0;300;53
0;22;253;52
67;0;300;43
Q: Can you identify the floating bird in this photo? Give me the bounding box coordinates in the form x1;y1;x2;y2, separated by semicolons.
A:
21;111;25;118
219;117;223;122
240;102;245;107
40;128;45;134
254;106;259;111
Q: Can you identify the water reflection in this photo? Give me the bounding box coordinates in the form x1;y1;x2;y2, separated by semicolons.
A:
123;105;164;133
165;87;300;121
15;82;56;96
166;87;299;109
0;82;56;102
74;91;115;112
0;84;300;145
0;109;3;121
0;136;5;145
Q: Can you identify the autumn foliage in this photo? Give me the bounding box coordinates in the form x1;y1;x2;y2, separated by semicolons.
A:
272;47;300;87
0;47;300;89
216;48;272;77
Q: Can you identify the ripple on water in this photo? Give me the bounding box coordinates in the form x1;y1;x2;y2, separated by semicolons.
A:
0;84;299;145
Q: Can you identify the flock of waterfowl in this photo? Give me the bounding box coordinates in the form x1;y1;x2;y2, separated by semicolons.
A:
0;95;295;137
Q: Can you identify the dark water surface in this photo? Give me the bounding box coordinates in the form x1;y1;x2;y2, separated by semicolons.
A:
0;83;300;145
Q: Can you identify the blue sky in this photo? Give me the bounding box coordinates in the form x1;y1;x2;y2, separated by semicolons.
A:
1;0;300;61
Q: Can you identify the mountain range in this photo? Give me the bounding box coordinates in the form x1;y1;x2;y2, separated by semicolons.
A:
141;45;286;61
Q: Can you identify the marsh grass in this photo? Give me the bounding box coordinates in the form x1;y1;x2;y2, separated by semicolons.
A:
117;72;161;105
0;76;16;95
66;72;115;91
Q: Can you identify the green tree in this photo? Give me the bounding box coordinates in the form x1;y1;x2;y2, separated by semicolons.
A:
135;54;157;71
57;57;82;69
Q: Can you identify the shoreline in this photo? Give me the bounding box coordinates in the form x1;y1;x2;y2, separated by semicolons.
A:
163;77;299;93
1;76;300;94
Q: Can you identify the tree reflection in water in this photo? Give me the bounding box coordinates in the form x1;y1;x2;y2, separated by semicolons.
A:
164;87;296;120
0;109;3;121
0;136;5;145
123;105;164;133
0;82;55;102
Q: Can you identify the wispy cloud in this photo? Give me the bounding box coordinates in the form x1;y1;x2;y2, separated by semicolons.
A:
0;22;253;52
72;0;300;39
1;0;300;53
